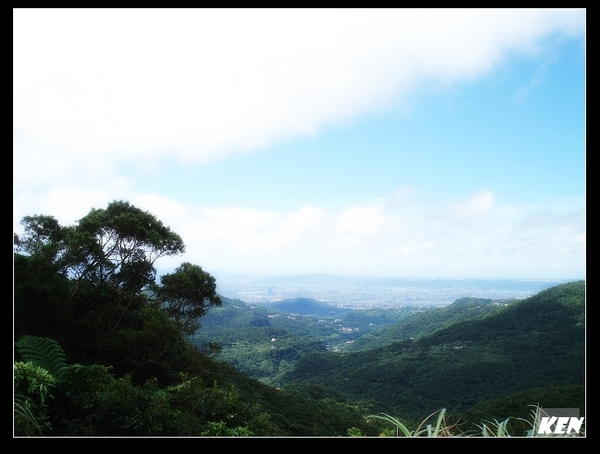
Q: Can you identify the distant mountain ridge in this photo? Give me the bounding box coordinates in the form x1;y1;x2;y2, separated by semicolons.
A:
346;296;513;351
254;297;351;318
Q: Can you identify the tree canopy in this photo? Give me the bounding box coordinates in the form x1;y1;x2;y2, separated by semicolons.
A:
14;200;219;371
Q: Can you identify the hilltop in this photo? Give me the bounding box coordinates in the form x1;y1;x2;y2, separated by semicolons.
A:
254;297;352;318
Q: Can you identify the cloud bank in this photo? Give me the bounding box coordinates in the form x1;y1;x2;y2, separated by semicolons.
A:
135;189;584;279
14;9;584;186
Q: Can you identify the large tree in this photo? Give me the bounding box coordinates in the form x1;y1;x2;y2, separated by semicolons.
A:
14;201;220;372
65;201;185;358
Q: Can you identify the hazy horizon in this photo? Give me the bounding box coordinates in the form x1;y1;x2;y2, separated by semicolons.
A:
201;270;580;286
14;9;585;280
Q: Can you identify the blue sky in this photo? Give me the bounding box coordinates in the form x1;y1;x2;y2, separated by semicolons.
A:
13;9;585;280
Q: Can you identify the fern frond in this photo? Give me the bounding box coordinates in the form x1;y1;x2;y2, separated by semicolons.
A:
15;336;68;383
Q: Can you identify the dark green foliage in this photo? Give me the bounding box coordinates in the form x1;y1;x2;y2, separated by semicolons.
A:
14;245;74;343
154;262;222;335
13;332;371;436
57;373;263;436
14;361;57;435
36;360;199;436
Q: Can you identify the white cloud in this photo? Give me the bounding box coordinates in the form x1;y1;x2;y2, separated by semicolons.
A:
336;206;387;237
442;189;496;224
13;178;134;232
14;8;585;188
129;188;581;278
491;207;586;259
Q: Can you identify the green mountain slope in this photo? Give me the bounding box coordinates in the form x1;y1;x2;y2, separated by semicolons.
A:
185;358;382;436
345;296;514;351
189;296;407;382
278;281;585;421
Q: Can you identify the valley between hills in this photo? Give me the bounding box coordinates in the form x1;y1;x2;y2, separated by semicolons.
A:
190;279;585;432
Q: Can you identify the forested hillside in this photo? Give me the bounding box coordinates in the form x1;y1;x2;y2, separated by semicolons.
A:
344;296;515;351
278;281;585;422
189;296;409;382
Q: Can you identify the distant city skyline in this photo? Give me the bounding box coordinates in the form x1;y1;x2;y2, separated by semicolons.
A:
215;275;573;309
14;9;585;280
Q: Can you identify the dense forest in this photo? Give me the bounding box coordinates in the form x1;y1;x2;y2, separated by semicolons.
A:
13;201;585;436
278;281;585;423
